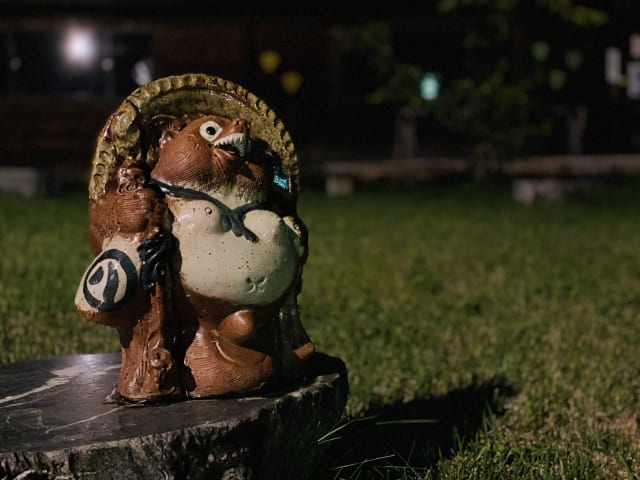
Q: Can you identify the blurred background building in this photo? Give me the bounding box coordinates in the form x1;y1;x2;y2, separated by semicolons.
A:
1;0;639;190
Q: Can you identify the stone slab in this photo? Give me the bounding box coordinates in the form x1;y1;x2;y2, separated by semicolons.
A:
0;353;347;479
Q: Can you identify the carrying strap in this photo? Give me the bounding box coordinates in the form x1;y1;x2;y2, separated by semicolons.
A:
149;178;263;243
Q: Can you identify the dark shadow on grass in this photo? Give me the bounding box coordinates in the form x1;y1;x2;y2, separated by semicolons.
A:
312;378;516;479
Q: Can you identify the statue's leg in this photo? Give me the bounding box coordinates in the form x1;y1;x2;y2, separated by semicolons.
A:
277;288;315;365
116;282;183;402
184;310;279;398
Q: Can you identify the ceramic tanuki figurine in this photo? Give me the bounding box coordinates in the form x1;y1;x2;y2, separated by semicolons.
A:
75;74;314;402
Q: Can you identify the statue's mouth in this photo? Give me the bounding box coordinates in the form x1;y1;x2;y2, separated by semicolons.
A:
214;132;249;157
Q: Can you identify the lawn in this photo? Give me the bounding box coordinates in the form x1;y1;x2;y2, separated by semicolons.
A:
2;180;640;478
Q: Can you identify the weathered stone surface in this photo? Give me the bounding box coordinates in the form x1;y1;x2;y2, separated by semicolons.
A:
0;353;347;479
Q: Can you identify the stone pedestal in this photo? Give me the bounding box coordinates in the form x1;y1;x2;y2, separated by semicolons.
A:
0;353;347;479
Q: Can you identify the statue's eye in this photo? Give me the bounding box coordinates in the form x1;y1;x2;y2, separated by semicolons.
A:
199;120;222;141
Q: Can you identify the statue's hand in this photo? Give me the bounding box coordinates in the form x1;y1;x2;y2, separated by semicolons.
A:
137;231;175;291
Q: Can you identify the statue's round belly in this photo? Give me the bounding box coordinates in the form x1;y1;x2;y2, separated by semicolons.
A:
170;201;298;306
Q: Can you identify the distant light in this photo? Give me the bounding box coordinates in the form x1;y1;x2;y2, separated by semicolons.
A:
9;57;21;71
132;59;153;86
420;72;439;101
101;57;114;72
631;34;640;59
605;47;622;85
63;28;97;67
564;50;584;71
280;71;303;94
628;61;640;99
258;50;281;74
530;41;550;62
548;69;567;90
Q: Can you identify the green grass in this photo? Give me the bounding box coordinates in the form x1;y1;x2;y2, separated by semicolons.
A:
0;187;120;361
2;180;640;478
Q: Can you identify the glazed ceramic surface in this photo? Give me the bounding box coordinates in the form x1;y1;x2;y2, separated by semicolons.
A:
167;196;301;305
75;74;314;402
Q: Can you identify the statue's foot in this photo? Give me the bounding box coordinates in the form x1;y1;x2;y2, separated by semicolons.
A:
184;337;278;398
294;341;315;362
217;309;255;344
116;346;184;402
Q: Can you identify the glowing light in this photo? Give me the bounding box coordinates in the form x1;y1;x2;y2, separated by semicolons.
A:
628;61;640;99
564;50;583;71
9;57;21;71
132;59;153;86
63;28;97;67
258;50;281;74
530;41;550;62
420;72;439;101
280;71;303;94
605;47;622;85
631;34;640;59
548;69;567;90
101;57;114;72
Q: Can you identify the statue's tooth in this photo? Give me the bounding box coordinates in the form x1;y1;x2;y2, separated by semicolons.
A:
213;133;248;155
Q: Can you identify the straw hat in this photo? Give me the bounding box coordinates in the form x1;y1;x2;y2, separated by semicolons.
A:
88;73;298;200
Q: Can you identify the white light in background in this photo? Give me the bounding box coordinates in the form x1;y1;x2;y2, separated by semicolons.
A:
63;28;97;67
605;47;622;85
132;59;153;86
627;61;640;99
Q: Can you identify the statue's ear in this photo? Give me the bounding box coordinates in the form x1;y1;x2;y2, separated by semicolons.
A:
149;114;186;146
139;114;186;168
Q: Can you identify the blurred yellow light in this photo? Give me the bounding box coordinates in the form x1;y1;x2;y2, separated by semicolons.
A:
258;50;281;74
280;71;303;95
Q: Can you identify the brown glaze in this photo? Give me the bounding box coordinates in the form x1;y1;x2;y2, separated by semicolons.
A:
183;308;280;398
175;287;283;398
76;101;314;403
151;115;310;398
152;115;270;197
88;165;167;254
114;284;183;402
80;164;182;402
